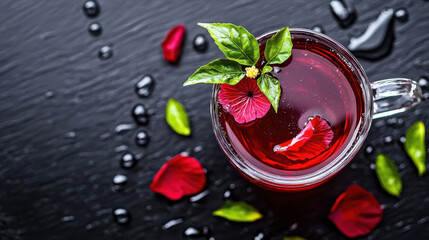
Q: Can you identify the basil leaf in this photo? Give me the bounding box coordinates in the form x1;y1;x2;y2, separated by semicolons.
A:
375;154;402;197
198;23;260;66
213;201;262;222
264;27;293;65
404;121;427;176
183;59;245;86
283;237;307;240
165;98;191;136
257;72;281;112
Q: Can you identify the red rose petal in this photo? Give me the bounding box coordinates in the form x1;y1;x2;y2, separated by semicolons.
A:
219;78;271;124
161;24;186;62
150;154;206;200
329;185;383;238
273;116;334;160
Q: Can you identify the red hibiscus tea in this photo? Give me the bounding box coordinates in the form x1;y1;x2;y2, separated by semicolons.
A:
216;31;364;171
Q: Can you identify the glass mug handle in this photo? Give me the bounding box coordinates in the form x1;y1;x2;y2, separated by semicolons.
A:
371;78;422;119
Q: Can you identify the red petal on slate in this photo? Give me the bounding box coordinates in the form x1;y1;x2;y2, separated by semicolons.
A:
150;154;206;201
161;24;186;62
328;185;383;238
219;78;271;124
273;116;334;160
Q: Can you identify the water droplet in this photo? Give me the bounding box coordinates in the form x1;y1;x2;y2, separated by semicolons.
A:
348;8;395;60
189;189;210;203
183;226;211;238
135;130;150;146
418;76;429;89
289;222;299;231
384;135;393;144
115;123;135;134
120;153;137;169
132;104;149;125
422;92;429;101
98;45;113;60
83;0;100;18
61;215;75;222
370;163;375;170
113;208;131;225
312;25;324;33
112;174;127;192
193;34;208;52
45;91;55;99
193;145;203;153
330;0;356;28
394;8;409;23
365;145;374;155
65;131;76;138
114;145;128;152
399;135;406;144
135;75;155;98
375;120;385;128
162;218;183;230
273;66;282;73
88;22;102;36
253;231;269;240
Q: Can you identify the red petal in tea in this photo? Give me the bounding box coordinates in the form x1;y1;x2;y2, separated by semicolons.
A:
274;116;334;160
328;185;383;238
150;154;206;200
219;78;271;124
161;24;186;62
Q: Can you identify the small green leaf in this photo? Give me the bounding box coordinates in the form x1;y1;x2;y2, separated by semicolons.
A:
404;121;427;176
213;201;262;222
198;23;260;66
183;59;245;86
375;154;402;197
257;72;281;112
264;27;293;65
283;237;307;240
165;98;191;136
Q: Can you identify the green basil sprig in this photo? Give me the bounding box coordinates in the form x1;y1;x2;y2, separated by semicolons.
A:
184;59;245;86
375;154;402;197
404;121;427;176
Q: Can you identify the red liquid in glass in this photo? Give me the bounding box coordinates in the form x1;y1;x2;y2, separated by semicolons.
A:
218;33;364;170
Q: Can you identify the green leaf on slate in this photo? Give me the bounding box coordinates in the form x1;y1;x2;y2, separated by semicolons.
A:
257;69;281;113
183;59;245;86
283;237;307;240
198;23;260;66
264;27;293;65
404;121;427;176
165;98;191;136
375;154;402;197
213;201;262;222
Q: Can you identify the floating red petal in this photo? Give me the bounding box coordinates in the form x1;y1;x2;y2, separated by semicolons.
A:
150;154;206;200
161;24;186;62
329;184;383;238
274;116;333;160
219;78;271;124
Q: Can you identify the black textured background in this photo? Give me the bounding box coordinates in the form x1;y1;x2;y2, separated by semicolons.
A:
1;0;428;239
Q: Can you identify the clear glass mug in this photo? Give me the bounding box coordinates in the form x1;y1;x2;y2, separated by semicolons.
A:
210;28;422;191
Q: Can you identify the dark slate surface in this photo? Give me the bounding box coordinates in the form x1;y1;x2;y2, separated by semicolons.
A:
0;0;428;239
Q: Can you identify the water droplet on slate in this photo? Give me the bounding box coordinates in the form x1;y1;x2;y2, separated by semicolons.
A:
384;135;393;144
88;22;102;36
65;131;76;138
132;104;149;125
394;8;409;23
61;215;75;222
193;34;208;52
370;163;375;170
98;45;113;60
83;0;100;18
330;0;356;28
120;152;137;169
422;93;429;101
193;145;203;153
290;222;299;231
365;145;374;155
418;76;429;89
399;135;406;144
253;231;268;240
375;120;385;128
135;130;149;146
189;189;210;203
348;8;394;60
112;174;127;192
114;145;128;152
183;226;211;238
162;218;184;230
113;208;131;225
135;75;155;98
312;25;324;33
45;91;55;99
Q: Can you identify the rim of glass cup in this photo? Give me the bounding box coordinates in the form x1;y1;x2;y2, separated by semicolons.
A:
210;28;374;190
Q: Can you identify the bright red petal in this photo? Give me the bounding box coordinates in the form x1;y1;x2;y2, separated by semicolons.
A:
219;78;271;124
274;116;334;160
150;154;206;200
329;185;383;238
161;24;186;62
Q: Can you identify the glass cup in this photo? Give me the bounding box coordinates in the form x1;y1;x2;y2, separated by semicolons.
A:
210;28;422;191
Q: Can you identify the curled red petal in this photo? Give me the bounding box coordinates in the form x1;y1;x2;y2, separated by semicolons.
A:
329;185;383;238
150;154;206;200
161;24;186;62
219;78;271;124
274;116;334;160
